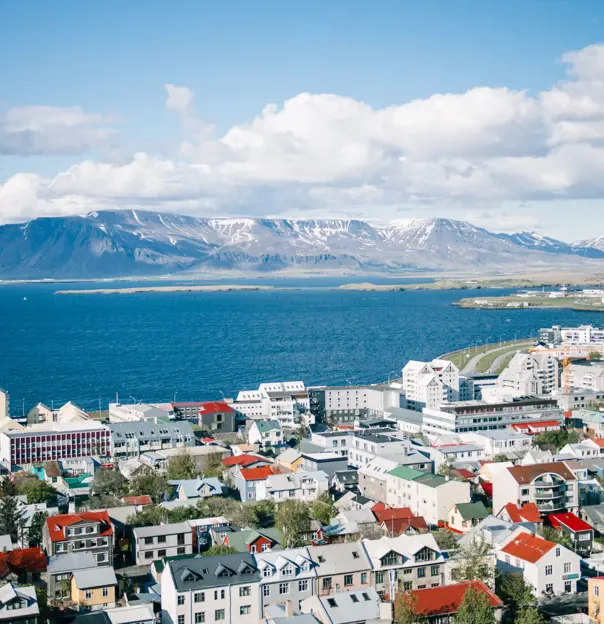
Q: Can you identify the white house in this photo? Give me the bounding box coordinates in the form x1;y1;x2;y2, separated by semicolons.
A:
132;522;193;565
497;353;560;395
458;431;533;457
248;421;284;449
348;431;412;468
256;471;329;502
497;531;581;597
559;439;601;459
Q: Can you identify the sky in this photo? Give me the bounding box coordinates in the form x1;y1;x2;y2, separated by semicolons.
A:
1;1;604;241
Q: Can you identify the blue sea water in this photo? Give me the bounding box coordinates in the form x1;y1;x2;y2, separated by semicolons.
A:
1;277;603;414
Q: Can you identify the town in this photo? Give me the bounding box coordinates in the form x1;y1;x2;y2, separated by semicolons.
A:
5;325;604;624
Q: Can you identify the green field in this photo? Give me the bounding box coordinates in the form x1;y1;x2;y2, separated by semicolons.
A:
475;343;529;373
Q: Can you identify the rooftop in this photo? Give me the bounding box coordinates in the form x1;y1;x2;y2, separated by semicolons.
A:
46;511;112;542
507;462;576;484
133;522;191;538
409;580;503;616
73;566;117;590
500;532;556;563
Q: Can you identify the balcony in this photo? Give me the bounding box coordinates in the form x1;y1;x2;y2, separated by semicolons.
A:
534;490;565;500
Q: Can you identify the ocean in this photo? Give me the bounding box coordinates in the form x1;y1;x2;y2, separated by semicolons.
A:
1;277;602;414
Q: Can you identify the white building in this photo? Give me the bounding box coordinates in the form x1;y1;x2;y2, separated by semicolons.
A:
386;466;471;526
0;584;39;623
108;402;174;423
0;389;8;420
132;522;193;565
540;325;604;347
310;431;352;458
234;382;312;427
497;531;581;596
497;353;560;395
569;363;604;392
458;431;533;457
255;470;329;502
248;421;283;449
321;385;405;422
402;360;466;411
348;430;412;468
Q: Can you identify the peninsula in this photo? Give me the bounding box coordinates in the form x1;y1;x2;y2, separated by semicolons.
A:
454;294;604;312
55;285;278;295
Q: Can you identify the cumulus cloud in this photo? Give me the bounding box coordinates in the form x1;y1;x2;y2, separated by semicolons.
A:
2;43;604;236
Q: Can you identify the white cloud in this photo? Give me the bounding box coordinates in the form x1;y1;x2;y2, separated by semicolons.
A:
3;43;604;239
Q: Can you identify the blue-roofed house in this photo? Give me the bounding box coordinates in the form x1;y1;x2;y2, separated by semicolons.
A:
168;477;226;500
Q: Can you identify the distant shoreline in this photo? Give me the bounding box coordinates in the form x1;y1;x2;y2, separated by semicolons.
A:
55;285;281;295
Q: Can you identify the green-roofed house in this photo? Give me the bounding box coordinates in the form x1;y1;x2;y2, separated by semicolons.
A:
248;420;283;449
386;466;471;526
223;527;283;553
448;501;489;533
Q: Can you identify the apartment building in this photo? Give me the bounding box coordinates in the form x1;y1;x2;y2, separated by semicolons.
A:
108;402;174;423
197;402;236;433
497;353;560;395
132;522;193;565
234;382;312;427
422;397;563;438
402;360;471;411
109;420;195;459
43;511;113;566
308;542;372;596
362;534;445;598
300;453;348;478
358;457;401;503
386;467;471;526
309;431;352;458
569;362;604;392
301;588;392;624
348;430;411;468
540;324;604;346
161;553;262;624
234;466;275;502
256;470;329;503
492;462;579;517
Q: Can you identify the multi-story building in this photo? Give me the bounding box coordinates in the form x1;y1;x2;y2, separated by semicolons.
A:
422;397;563;438
386;467;471;526
492;462;579;517
108;402;174;423
300;453;348;478
109;420;195;459
402;360;469;411
0;584;40;624
255;547;316;614
362;534;446;598
46;551;98;602
497;353;560;395
234;382;311;427
310;431;351;458
358;457;401;503
234;466;276;502
256;470;329;503
71;566;117;611
548;512;594;555
43;511;113;567
308;542;372;596
540;324;604;347
161;553;262;624
132;522;193;565
348;430;411;468
300;588;392;624
197;402;236;433
0;389;8;420
248;421;283;449
458;430;533;456
568;362;604;392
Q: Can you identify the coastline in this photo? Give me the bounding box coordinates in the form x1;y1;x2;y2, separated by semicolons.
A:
453;295;604;312
54;285;281;295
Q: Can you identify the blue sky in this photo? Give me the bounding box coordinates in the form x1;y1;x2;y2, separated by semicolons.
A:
2;1;604;239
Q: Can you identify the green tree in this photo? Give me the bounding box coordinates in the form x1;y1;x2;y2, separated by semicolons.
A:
167;450;197;480
28;511;48;547
129;468;172;504
202;544;238;557
0;478;27;542
197;497;241;523
275;499;311;548
203;453;226;479
88;493;124;509
250;499;275;528
492;454;509;462
537;526;573;550
432;529;459;550
309;492;337;525
495;573;535;619
589;351;602;361
19;479;58;505
515;608;546;624
394;592;427;624
451;536;494;585
438;462;454;476
455;587;495;624
92;468;129;498
127;506;169;527
534;428;581;452
167;506;201;523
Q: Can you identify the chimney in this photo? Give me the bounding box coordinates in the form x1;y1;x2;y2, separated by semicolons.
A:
285;601;294;617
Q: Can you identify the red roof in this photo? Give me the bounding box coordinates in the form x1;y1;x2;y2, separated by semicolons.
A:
549;512;593;533
500;532;555;563
452;468;476;481
0;547;46;577
122;495;153;505
592;438;604;448
408;580;502;616
380;517;429;535
46;511;113;543
501;503;542;524
481;482;493;497
511;420;561;433
372;502;414;521
172;402;205;407
199;401;234;415
239;466;274;481
222;454;268;467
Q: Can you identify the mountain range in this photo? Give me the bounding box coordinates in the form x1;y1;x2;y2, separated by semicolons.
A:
1;209;604;279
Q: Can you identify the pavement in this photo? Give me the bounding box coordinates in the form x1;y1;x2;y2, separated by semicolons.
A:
458;341;532;375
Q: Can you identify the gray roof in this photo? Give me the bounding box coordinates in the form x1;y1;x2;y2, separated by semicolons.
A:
311;588;381;624
351;431;404;444
47;551;97;574
308;541;371;575
385;407;423;423
73;566;117;589
254;421;281;433
133;522;191;538
333;470;358;484
169;477;225;499
109;420;194;442
168;553;260;592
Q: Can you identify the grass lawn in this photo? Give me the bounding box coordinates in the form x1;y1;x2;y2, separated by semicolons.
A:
474;342;531;373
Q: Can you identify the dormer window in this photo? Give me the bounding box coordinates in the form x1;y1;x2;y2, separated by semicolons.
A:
381;551;399;566
262;567;273;578
282;565;293;576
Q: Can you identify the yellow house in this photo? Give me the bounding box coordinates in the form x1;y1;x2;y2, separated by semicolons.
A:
71;566;117;611
589;577;604;623
276;448;303;472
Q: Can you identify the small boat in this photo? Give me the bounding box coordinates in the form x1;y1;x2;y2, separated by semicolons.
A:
23;297;27;301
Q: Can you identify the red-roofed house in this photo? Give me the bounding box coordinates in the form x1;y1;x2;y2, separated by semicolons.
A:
42;511;114;566
121;495;153;506
372;503;429;536
402;580;503;623
198;401;235;433
510;420;561;434
0;547;46;585
497;531;581;596
497;503;543;525
549;512;594;554
234;465;276;501
221;454;270;469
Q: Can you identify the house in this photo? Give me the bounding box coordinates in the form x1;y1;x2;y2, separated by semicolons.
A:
222;454;271;470
448;502;489;533
331;471;358;493
300;453;348;478
496;531;582;596
256;547;316;615
276;449;303;472
310;431;352;458
327;509;378;541
101;604;156;624
348;431;414;468
234;466;276;502
386;466;471;526
43;511;113;566
309;542;372;596
169;477;226;500
404;580;503;624
132;522;193;565
121;494;153;507
580;504;604;534
459;430;533;457
492;462;579;517
589;577;604;624
0;584;39;624
248;421;284;449
161;552;262;624
371;503;428;537
109;420;195;459
457;515;532;550
300;588;392;624
496;503;543;526
0;547;46;587
71;566;117;611
224;528;282;553
256;471;329;503
197;401;236;433
559;439;601;459
362;533;446;598
549;512;594;555
358;458;401;503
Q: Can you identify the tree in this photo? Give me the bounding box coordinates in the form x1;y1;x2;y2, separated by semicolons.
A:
203;453;226;479
28;511;48;547
251;499;276;528
455;586;496;624
495;573;535;619
438;462;454;476
589;351;602;361
167;450;197;480
394;592;426;624
167;505;201;523
309;492;337;525
19;479;58;505
538;526;573;550
127;506;169;527
202;545;237;557
275;500;311;548
92;468;129;498
534;428;581;452
492;454;509;463
515;608;546;624
432;529;459;550
88;493;124;510
451;536;494;586
129;468;172;504
0;478;27;542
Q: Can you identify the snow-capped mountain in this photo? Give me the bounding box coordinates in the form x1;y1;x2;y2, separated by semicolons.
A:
0;210;601;278
573;236;604;252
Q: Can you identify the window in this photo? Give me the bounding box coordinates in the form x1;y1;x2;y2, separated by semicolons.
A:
179;617;185;624
240;586;251;597
178;547;186;555
144;536;154;545
322;577;332;590
262;543;269;552
263;585;271;597
282;565;293;576
417;567;426;578
279;582;290;595
195;592;205;603
431;566;439;577
403;582;412;591
178;596;186;605
85;590;92;600
215;610;225;621
381;552;399;566
344;574;353;586
564;562;572;574
556;547;561;557
195;614;205;624
299;579;309;592
158;535;167;543
102;587;109;597
375;571;384;584
351;595;359;603
403;568;412;575
361;572;368;584
327;598;338;608
352;551;360;559
158;549;167;558
545;566;553;576
595;585;600;597
262;567;272;578
240;606;251;615
546;584;553;593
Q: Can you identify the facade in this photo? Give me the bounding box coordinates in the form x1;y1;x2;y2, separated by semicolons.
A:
132;522;193;565
310;432;351;458
108;402;173;423
0;389;8;421
448;502;489;533
308;542;372;597
71;566;117;611
549;512;594;555
300;453;348;478
348;431;411;468
43;511;113;566
362;534;446;598
109;420;195;459
386;466;471;526
402;360;463;411
569;363;604;392
248;421;283;449
458;430;532;456
0;584;39;624
46;551;97;601
256;470;329;502
171;477;226;500
497;353;560;395
197;402;236;433
539;324;604;346
589;577;604;624
234;466;275;502
161;553;262;624
235;382;311;427
492;462;579;517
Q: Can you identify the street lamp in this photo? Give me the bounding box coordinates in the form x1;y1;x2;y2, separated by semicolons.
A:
387;370;399;383
129;395;136;404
